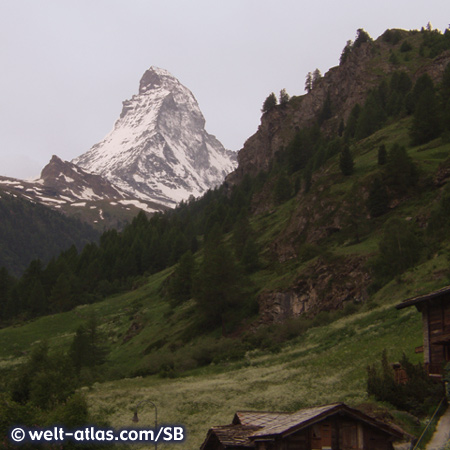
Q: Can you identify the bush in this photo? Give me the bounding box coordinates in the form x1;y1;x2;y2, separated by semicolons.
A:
400;40;413;52
370;218;423;284
367;351;444;416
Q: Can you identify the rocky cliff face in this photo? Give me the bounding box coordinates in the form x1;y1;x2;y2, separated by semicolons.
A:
257;255;370;324
73;66;237;207
226;34;450;185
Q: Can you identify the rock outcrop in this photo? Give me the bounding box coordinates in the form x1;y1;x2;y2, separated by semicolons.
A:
226;34;450;186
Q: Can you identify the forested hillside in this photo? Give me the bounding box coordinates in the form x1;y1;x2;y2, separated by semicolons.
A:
0;189;99;277
1;27;450;450
1;27;450;328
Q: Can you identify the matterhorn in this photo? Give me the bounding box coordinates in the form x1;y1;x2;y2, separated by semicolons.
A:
73;66;237;207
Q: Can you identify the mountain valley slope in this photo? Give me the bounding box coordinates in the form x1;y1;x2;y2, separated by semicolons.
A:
1;26;450;450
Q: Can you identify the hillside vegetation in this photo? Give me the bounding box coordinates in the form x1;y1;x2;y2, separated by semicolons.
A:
1;26;450;450
0;189;99;276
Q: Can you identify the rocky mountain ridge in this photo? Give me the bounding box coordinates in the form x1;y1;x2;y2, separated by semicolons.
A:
226;31;450;185
0;155;165;229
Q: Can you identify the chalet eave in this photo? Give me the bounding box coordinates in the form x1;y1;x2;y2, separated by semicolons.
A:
396;284;450;310
249;404;406;441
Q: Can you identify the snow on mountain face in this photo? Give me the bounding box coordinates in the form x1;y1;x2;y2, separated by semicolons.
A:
72;66;237;207
0;155;166;230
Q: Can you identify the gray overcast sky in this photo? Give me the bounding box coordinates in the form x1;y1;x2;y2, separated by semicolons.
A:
0;0;449;179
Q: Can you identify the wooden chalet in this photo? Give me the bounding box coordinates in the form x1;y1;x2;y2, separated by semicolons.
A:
396;285;450;377
200;403;409;450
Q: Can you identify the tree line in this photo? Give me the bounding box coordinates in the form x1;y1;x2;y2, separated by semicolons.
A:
0;176;261;330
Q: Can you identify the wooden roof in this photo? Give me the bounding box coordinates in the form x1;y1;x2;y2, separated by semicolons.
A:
200;425;261;450
249;404;341;438
249;403;406;440
233;411;291;427
396;285;450;310
200;403;408;449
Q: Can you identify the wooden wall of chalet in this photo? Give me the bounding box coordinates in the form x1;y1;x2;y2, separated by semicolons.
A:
255;417;394;450
423;296;450;375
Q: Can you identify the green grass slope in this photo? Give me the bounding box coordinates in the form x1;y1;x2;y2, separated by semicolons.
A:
0;270;426;449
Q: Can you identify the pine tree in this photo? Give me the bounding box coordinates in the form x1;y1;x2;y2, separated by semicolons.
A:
410;87;442;145
340;40;353;65
69;316;107;373
194;226;245;335
279;88;290;105
168;250;196;305
384;144;418;193
367;177;389;217
261;93;277;113
339;145;354;176
344;104;361;140
305;72;313;92
355;91;387;140
318;92;332;124
377;144;387;165
312;68;322;89
274;174;292;203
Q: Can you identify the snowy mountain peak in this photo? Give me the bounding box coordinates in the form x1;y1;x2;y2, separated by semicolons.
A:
73;66;236;207
139;66;180;93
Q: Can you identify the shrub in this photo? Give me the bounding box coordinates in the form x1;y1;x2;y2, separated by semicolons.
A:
400;40;413;52
367;351;444;416
370;218;423;284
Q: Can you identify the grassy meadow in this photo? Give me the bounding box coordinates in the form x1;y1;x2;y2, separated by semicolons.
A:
0;264;433;449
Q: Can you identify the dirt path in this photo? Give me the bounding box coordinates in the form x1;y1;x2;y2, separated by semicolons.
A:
426;406;450;450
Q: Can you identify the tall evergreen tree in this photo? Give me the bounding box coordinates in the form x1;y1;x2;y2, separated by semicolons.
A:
367;177;389;217
69;316;108;374
377;144;387;165
167;250;196;305
279;88;290;105
384;144;418;193
261;93;277;113
194;226;245;335
344;104;361;140
339;145;354;176
355;91;387;140
410;87;442;145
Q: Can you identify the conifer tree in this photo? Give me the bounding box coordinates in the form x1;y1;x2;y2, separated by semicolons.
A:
194;225;245;335
261;93;277;113
339;145;354;176
344;104;361;140
410;87;442;145
355;91;387;140
384;144;418;193
312;68;322;89
168;250;196;305
279;88;290;105
318;92;332;124
367;177;389;217
305;72;313;92
377;144;387;165
69;316;107;374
